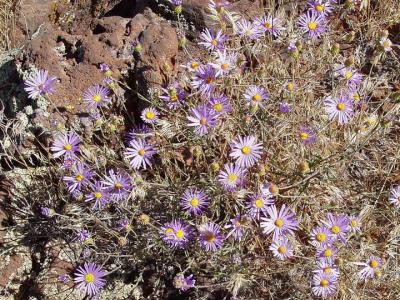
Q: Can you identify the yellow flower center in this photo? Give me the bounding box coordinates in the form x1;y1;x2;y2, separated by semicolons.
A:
278;246;287;254
369;260;379;268
92;95;102;103
323;249;332;257
94;192;102;199
114;182;122;189
211;39;218;46
200;117;208;125
344;70;353;80
264;22;272;29
274;218;284;228
190;198;199;207
316;4;324;12
64;143;72;151
221;63;229;70
205;232;216;242
213;103;223;112
255;198;264;208
300;132;308;141
316;233;327;242
336;102;346;111
252;94;262;102
331;225;340;234
320;279;329;287
287;82;294;91
84;273;95;283
75;174;84;182
350;219;358;227
170;95;178;102
228;173;238;183
241;146;251;155
138;149;146;156
191;61;199;69
165;228;174;234
383;40;391;49
175;229;185;239
324;267;332;274
145;111;155;120
308;21;317;31
353;93;360;101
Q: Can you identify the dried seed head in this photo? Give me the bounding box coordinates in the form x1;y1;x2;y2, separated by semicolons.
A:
344;57;355;67
118;236;128;247
331;43;340;56
298;161;310;173
269;183;279;196
138;214;150;225
210;162;220;172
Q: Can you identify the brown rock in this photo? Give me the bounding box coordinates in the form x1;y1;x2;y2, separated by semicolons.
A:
134;8;179;91
0;254;24;288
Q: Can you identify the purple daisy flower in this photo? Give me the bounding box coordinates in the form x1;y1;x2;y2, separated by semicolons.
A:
24;69;57;99
50;131;80;159
243;85;268;108
324;94;354;125
307;0;334;16
173;273;195;292
63;162;94;193
76;229;90;243
269;237;293;260
74;262;106;297
124;138;156;170
199;222;224;251
141;107;159;124
207;93;232;116
62;156;76;170
180;187;209;215
101;169;132;202
160;220;192;249
316;244;337;263
314;261;340;279
210;50;237;77
299;125;316;145
126;124;152;143
347;215;362;233
229;135;263;168
389;185;400;208
356;256;382;280
235;19;263;40
184;59;201;72
118;218;132;232
199;28;227;51
298;11;327;39
279;102;291;114
224;215;248;241
246;193;274;219
99;63;110;72
312;272;337;298
310;225;334;248
323;213;349;243
209;0;231;10
159;82;186;110
187;105;217;136
260;204;299;241
85;181;110;210
335;65;364;88
380;37;393;52
255;15;284;37
191;64;218;96
218;163;247;192
83;85;111;109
